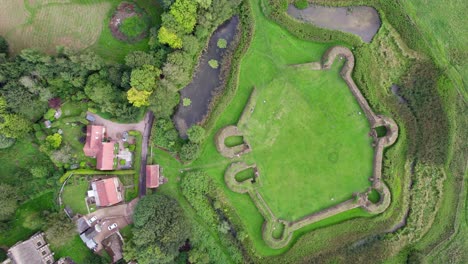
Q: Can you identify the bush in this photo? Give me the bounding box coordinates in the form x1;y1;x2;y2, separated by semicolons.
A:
217;38;227;48
119;159;126;165
187;125;206;144
294;0;309;9
129;144;136;152
120;15;149;38
180;142;200;161
208;59;219;69
44;109;56;120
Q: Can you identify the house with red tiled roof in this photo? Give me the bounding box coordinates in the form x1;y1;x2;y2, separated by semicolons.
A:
83;125;117;171
146;165;160;188
83;125;105;157
90;178;123;207
97;142;116;171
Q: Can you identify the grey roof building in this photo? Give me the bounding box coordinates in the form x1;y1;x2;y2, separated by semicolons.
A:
3;233;54;264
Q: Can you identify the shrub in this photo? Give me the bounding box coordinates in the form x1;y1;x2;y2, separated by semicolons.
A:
0;134;15;149
187;125;206;144
294;0;309;10
44;109;56;120
183;97;192;107
129;144;136;151
180;142;200;161
208;59;219;69
217;38;227;48
120;15;149;38
119;159;126;165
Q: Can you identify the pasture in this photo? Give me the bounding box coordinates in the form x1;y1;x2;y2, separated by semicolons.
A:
0;0;162;62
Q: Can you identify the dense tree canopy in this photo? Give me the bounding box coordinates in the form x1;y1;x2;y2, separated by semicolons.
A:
127;87;152;107
124;194;190;264
170;0;198;33
158;26;183;49
130;65;161;91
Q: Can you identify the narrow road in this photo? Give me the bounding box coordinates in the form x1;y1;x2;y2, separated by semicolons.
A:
138;111;154;198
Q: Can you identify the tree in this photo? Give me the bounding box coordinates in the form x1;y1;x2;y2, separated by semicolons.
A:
158;27;183;49
69;51;104;71
50;144;74;164
208;59;219;69
125;51;156;68
124;194;190;264
0;184;18;221
0;36;8;54
30;166;49;178
0;134;15;149
84;74;122;114
158;0;175;10
195;0;212;9
130;65;161;91
127;88;152;107
45;213;75;247
180;142;200;161
170;0;198;33
187;125;205;143
217;38;227;48
0;113;32;139
45;133;62;149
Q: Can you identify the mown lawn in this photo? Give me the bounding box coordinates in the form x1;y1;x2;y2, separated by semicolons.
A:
62;177;89;215
243;60;373;221
50;234;93;263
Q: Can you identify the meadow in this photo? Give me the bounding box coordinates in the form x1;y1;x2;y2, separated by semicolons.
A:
0;0;162;62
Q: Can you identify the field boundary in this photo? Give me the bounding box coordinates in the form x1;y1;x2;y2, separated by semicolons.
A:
216;46;399;248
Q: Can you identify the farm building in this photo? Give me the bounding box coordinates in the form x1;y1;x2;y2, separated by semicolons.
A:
89;178;123;207
146;165;160;188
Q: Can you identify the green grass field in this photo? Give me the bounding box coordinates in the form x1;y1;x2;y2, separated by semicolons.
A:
62;177;89;215
242;62;373;221
0;0;162;62
401;0;467;96
0;192;55;246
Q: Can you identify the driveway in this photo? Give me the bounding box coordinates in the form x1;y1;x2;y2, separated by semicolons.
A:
85;199;138;251
87;112;146;139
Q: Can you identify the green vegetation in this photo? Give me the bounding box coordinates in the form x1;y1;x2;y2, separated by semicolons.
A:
217;38;228;48
120;16;149;38
0;192;55;246
294;0;309;10
182;97;192;107
209;59;219;69
224;136;244;147
62;177;89;215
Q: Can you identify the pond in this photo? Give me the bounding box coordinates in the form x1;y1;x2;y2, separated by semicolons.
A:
173;16;240;137
287;5;381;43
